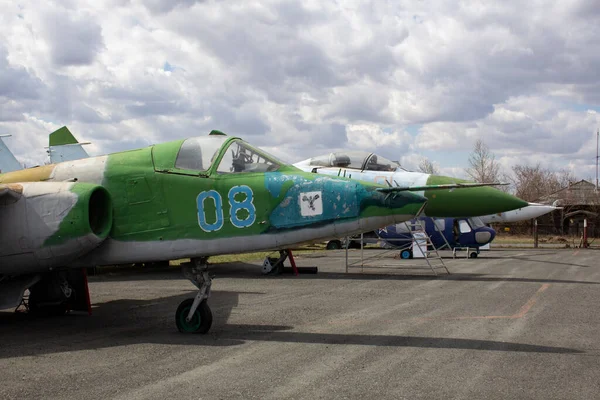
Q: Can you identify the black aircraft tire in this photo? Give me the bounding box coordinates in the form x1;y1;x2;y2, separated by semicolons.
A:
176;298;213;334
349;240;362;249
469;252;478;259
28;286;70;317
326;240;342;250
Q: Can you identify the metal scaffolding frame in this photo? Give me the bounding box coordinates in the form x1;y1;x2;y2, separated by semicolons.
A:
345;221;450;276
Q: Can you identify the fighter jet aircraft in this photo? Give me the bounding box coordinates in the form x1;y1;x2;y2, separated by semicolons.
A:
2;130;499;334
295;151;528;217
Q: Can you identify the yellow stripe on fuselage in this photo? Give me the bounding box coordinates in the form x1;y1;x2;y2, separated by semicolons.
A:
0;165;55;184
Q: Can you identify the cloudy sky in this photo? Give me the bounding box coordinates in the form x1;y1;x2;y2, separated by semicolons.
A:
1;0;599;179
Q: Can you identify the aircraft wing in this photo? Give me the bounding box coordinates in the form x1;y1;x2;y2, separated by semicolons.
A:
47;126;90;163
376;182;509;193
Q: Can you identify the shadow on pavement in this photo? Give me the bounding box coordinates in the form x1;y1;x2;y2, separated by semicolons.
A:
0;289;583;359
88;262;600;286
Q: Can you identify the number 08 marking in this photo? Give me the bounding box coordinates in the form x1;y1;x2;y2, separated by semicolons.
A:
197;190;224;232
196;186;255;232
229;186;256;228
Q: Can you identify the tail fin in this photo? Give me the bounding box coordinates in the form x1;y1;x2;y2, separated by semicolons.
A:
0;135;22;173
48;126;90;163
49;126;79;146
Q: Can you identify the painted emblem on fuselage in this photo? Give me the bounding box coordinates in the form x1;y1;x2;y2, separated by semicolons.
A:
300;191;323;217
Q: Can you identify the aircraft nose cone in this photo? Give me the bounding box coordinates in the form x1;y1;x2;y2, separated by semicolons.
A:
488;191;529;214
424;175;528;217
475;229;494;244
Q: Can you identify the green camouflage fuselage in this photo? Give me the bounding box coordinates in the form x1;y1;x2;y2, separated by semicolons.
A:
0;136;426;268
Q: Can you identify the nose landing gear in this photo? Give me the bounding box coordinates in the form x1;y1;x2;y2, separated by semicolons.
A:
176;257;213;334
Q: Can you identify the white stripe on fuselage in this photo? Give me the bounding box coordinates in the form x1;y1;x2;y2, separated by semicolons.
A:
50;155;108;185
72;214;414;266
294;165;430;197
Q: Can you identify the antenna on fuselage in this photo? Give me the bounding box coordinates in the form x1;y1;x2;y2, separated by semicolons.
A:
596;128;600;191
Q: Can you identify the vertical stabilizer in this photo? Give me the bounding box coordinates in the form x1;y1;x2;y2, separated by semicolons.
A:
48;126;90;163
0;135;22;173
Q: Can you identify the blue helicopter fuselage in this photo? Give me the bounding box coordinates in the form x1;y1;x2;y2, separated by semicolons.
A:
377;216;496;250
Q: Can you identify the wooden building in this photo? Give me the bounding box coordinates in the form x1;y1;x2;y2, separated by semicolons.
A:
535;180;600;237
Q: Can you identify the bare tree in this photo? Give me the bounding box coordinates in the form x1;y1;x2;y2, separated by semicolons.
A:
556;168;577;188
511;164;577;202
498;171;514;193
418;157;439;175
465;139;501;183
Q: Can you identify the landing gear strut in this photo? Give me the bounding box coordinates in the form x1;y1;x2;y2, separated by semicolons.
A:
176;257;213;334
262;250;290;275
27;270;90;316
261;250;317;275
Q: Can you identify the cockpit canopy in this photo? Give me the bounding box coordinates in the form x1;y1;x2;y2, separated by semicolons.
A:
175;136;227;171
306;151;400;172
174;136;283;174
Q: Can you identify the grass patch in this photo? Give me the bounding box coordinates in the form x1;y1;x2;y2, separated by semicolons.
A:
89;245;327;275
172;243;326;265
493;235;535;244
493;234;600;248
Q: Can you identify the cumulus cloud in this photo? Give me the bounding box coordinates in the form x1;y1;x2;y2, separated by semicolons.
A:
0;48;43;101
38;8;105;67
345;124;412;157
0;45;46;123
0;0;599;177
141;0;207;15
415;96;600;174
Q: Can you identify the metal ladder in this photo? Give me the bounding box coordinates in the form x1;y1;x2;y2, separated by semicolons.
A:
405;220;450;276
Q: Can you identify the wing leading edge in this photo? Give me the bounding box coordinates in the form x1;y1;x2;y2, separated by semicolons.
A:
376;182;509;193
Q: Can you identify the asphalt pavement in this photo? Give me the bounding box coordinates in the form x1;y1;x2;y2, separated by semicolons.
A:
1;248;599;399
